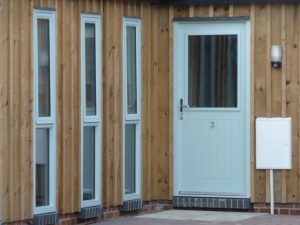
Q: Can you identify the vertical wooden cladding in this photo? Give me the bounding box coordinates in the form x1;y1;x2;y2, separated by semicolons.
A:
149;4;170;200
102;0;123;207
33;0;149;211
56;0;81;214
33;0;103;214
250;4;300;204
0;0;33;221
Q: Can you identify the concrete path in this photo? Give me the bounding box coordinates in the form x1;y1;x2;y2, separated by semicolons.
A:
98;210;300;225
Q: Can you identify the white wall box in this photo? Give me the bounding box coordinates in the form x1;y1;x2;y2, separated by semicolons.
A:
256;117;292;169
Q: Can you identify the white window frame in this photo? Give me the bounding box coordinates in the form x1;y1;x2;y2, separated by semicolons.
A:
122;17;142;201
80;14;102;208
33;9;57;215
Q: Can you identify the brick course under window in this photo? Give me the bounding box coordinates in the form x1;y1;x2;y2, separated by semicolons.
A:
253;203;300;215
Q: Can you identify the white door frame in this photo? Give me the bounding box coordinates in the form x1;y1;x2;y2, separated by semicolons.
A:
173;19;251;198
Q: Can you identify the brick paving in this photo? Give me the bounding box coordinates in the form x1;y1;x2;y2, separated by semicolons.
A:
97;211;300;225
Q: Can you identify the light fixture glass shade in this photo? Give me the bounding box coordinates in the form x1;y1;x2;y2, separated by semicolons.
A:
271;45;282;68
271;45;282;63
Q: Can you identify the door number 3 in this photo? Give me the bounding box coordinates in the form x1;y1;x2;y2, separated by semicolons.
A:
210;122;215;129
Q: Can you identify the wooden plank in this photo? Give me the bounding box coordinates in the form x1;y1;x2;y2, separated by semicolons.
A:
10;0;21;219
189;5;194;17
109;0;116;206
229;4;233;16
1;0;7;218
100;0;103;14
73;0;81;212
102;0;110;207
285;4;299;203
102;0;123;206
281;3;287;204
114;0;123;206
56;0;82;213
254;3;268;203
123;0;128;16
213;4;229;17
233;4;251;16
85;0;93;12
0;0;4;219
19;0;33;219
33;0;55;8
110;0;118;206
139;0;143;17
83;0;88;11
92;0;97;11
270;4;283;203
208;4;214;17
298;3;300;205
155;4;170;199
271;4;283;118
133;0;137;15
62;0;73;213
33;0;40;7
4;0;10;219
173;4;189;18
265;3;271;204
150;4;159;199
193;5;209;17
168;4;174;200
142;2;152;201
126;0;134;16
0;0;10;220
70;0;80;212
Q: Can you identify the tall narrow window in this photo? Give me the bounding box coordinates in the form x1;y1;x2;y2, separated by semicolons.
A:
33;10;56;214
81;14;101;208
123;18;142;201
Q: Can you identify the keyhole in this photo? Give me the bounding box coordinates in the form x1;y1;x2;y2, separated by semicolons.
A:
210;122;215;129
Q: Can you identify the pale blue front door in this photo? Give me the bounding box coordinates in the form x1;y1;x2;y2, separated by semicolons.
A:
173;21;250;198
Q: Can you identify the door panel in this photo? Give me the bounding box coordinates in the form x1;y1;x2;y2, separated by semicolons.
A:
174;21;250;198
180;118;244;196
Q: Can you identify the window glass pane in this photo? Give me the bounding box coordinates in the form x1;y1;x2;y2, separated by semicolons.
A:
188;35;238;108
38;19;51;117
83;126;96;200
126;26;137;114
85;23;97;116
125;124;136;194
36;128;50;207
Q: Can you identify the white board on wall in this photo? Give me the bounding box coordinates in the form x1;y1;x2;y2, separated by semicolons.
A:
256;117;292;169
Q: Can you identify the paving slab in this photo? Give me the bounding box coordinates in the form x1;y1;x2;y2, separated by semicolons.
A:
97;210;300;225
137;210;264;221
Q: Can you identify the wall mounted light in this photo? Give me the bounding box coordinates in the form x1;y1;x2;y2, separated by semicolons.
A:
271;45;282;68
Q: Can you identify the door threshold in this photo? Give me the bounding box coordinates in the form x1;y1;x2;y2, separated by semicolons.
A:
173;196;251;209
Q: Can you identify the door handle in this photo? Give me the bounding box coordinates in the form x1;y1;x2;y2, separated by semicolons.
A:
180;98;189;120
180;98;189;113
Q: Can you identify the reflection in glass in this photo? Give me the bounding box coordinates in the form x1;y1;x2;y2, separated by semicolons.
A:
125;124;136;194
38;19;51;117
126;26;137;114
83;126;96;200
188;35;238;108
36;128;50;207
85;23;97;116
